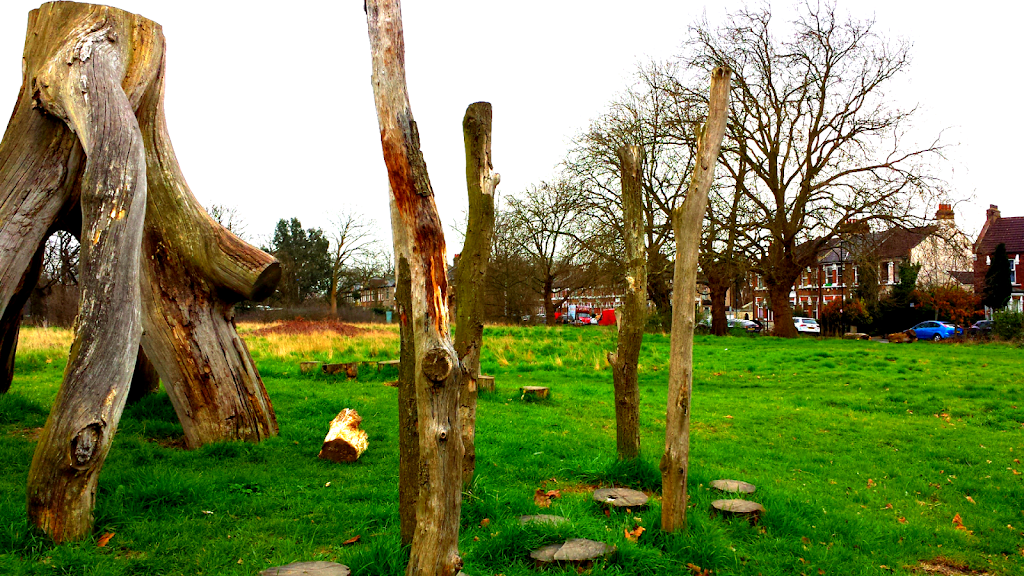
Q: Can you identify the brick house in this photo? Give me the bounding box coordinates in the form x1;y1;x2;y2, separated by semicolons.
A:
972;204;1024;312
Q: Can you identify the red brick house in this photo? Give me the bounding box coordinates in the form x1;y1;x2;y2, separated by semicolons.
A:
973;204;1024;312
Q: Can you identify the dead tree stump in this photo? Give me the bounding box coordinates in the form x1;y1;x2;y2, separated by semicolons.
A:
521;386;549;400
476;375;495;393
0;2;280;541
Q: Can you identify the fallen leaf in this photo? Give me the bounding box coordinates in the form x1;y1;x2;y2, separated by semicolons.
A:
237;559;244;564
884;503;893;510
686;562;711;576
534;488;551;508
479;518;490;528
725;415;734;419
342;535;360;545
624;526;645;542
867;478;876;489
97;532;114;547
201;510;214;515
545;489;561;499
325;482;331;487
818;571;825;576
473;536;479;541
965;496;976;504
897;517;907;524
952;513;973;534
801;536;810;544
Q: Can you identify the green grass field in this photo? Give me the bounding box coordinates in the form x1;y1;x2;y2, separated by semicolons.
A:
1;325;1022;575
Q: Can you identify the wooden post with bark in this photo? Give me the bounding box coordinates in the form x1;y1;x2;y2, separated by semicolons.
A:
0;2;280;541
660;66;731;532
455;102;498;487
366;1;465;574
607;146;646;460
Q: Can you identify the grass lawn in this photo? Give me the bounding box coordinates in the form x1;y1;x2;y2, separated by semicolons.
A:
1;324;1022;575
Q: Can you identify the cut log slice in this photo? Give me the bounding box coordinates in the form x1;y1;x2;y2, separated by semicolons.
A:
300;362;321;374
477;375;495;393
519;514;568;525
260;561;351;576
322;363;358;378
709;479;756;494
520;386;549;400
531;539;615;563
711;499;765;524
593;487;648;509
318;409;368;463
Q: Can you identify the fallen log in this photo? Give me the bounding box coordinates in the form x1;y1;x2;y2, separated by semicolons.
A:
318;409;368;463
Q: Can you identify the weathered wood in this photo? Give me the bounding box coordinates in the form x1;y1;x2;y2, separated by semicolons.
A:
20;2;153;542
531;539;615;564
888;331;916;343
366;1;465;572
476;375;495;393
260;561;352;576
318;409;368;463
300;361;321;373
709;479;756;494
455;101;498;488
376;359;400;372
520;386;549;400
322;362;359;378
593;487;649;509
711;499;765;524
608;145;646;460
126;346;160;404
0;244;45;395
661;67;731;533
843;332;870;341
519;514;567;525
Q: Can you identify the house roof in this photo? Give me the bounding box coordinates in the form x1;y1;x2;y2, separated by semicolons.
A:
976;216;1024;254
948;270;975;285
816;226;935;263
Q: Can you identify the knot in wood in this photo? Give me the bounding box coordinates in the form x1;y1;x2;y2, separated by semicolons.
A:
70;423;103;470
422;348;453;382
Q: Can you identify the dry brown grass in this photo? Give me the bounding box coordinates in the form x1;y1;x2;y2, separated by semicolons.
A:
239;322;399;361
17;326;73;351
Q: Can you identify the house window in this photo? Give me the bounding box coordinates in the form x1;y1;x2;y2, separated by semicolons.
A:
853;265;859;286
1011;258;1017;285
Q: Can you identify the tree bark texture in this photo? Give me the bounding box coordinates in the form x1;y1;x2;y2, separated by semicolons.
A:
366;2;465;574
661;66;731;533
126;346;159;404
607;146;645;460
455;102;498;487
0;245;45;394
395;255;419;546
0;2;280;540
707;271;731;336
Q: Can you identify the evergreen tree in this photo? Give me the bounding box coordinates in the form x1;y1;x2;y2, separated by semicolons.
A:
269;218;331;305
982;243;1012;310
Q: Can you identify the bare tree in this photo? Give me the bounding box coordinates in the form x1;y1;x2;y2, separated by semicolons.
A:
327;209;377;315
679;4;942;336
207;204;247;239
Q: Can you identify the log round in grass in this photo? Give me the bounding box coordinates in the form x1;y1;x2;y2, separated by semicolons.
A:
519;514;568;525
711;499;765;524
260;561;351;576
531;538;615;564
709;479;756;494
593;487;648;509
520;386;549;400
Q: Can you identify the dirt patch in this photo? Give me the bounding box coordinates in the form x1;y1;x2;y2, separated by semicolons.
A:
6;427;43;440
155;436;188;450
249;319;365;338
909;557;989;575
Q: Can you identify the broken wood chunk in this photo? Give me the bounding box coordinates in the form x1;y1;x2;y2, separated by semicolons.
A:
593;487;648;509
477;374;495;393
317;409;368;463
711;499;765;524
709;479;756;494
260;561;351;576
322;362;358;378
520;386;549;400
300;362;321;374
842;332;870;341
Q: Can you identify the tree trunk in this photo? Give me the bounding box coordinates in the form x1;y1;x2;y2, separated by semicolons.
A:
707;271;730;336
1;3;281;541
366;2;465;574
608;146;645;460
661;66;731;533
0;244;45;395
395;256;419;546
543;277;557;325
767;279;797;337
126;346;160;404
455;102;498;487
20;3;152;541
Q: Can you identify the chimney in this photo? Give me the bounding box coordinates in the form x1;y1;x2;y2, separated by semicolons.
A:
986;204;1001;224
934;203;955;221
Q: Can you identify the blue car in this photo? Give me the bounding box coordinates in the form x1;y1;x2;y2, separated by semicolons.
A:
910;321;962;341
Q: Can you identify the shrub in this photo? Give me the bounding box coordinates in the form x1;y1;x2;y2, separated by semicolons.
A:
992;310;1024;341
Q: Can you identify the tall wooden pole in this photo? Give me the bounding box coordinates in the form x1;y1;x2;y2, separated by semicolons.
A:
455;102;498;487
608;145;646;460
366;1;465;574
661;66;731;532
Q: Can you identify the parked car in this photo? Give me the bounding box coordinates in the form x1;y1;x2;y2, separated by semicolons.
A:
909;320;962;341
728;318;762;333
793;317;821;334
966;320;993;338
575;310;597;325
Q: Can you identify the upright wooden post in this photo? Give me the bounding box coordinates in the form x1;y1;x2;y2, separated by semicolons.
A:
366;1;465;574
456;102;498;487
660;67;731;532
608;146;646;460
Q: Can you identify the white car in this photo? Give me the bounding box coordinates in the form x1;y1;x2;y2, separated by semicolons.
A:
793;316;821;334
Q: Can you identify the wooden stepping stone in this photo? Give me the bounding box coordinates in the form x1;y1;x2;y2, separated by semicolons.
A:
711;499;765;524
520;386;549;400
260;561;351;576
593;487;648;509
299;361;321;373
709;479;756;494
376;359;400;372
322;362;359;378
477;374;495;393
530;538;615;564
519;514;567;525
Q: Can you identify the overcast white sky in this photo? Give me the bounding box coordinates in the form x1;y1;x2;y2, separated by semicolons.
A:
2;1;1020;254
